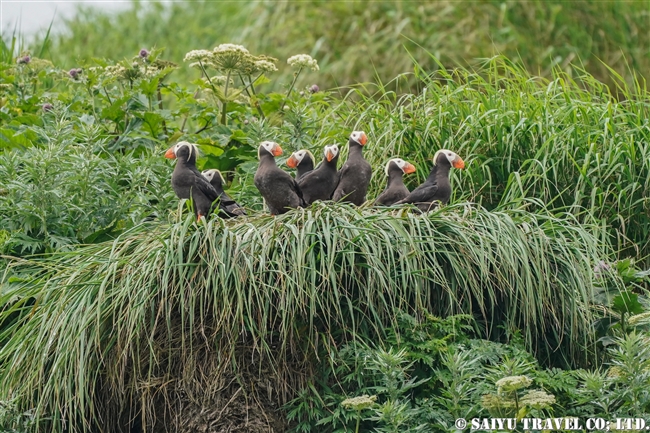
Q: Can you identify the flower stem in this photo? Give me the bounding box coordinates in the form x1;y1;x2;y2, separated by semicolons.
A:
221;70;231;125
355;410;360;433
285;66;303;100
244;73;266;120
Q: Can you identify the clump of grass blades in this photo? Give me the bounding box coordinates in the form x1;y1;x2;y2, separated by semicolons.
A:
0;203;617;430
323;56;650;259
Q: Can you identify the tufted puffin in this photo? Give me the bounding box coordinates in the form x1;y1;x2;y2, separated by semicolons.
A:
286;149;315;181
254;141;305;215
297;144;340;205
395;149;465;212
375;158;416;206
165;141;220;221
201;169;247;218
331;131;371;205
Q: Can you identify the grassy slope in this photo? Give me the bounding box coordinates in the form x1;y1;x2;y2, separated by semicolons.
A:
0;204;615;431
24;0;650;92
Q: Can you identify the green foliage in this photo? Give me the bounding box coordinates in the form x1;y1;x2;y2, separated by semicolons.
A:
288;315;650;433
0;108;174;255
19;1;650;92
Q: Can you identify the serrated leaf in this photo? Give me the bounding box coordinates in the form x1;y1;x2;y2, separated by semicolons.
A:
612;291;644;315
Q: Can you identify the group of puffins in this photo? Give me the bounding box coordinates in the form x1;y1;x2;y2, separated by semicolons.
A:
164;131;465;220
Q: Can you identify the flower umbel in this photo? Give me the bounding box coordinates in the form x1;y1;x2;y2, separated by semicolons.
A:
183;49;213;63
341;395;377;411
519;390;556;409
495;375;532;392
212;43;254;73
287;54;319;71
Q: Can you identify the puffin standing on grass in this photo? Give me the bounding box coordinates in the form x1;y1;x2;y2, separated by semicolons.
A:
165;141;219;221
254;141;305;215
297;144;340;205
395;149;465;212
201;169;247;218
375;158;417;206
332;131;371;205
286;149;315;181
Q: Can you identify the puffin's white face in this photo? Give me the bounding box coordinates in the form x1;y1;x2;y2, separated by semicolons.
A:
202;169;225;184
386;158;416;176
434;149;465;169
259;141;283;158
323;144;339;162
350;131;368;146
287;149;313;168
165;141;198;160
293;150;308;163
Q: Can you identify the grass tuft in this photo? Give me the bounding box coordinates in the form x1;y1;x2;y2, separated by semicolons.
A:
0;203;617;430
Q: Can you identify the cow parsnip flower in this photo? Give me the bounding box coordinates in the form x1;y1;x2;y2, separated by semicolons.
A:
211;44;254;73
287;54;319;71
254;59;278;73
496;375;532;392
341;395;377;411
520;390;556;409
183;49;213;63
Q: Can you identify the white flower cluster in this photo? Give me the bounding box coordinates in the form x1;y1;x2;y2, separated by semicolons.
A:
105;65;128;78
341;394;377;411
184;44;278;76
519;390;556;409
495;375;532;392
183;49;213;63
213;43;249;54
254;60;278;73
287;54;319;71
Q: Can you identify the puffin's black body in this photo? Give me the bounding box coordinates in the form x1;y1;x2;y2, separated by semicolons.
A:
297;144;340;205
332;131;371;205
201;169;247;218
287;150;315;181
375;158;416;206
165;142;219;220
396;149;465;212
254;141;305;215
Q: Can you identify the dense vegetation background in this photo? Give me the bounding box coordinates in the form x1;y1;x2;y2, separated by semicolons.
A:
1;1;650;432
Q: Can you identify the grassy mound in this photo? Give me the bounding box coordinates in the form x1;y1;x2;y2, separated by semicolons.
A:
0;204;616;431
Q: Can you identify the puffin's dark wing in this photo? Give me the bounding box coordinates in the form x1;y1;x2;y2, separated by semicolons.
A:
399;183;439;204
291;178;306;207
193;174;220;202
218;192;247;217
375;188;405;206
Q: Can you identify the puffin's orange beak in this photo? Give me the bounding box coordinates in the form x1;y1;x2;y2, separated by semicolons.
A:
359;133;368;145
403;162;416;174
165;147;176;159
326;149;335;162
286;154;298;168
453;157;465;169
272;144;283;157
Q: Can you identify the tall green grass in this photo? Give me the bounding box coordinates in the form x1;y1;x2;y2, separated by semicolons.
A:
21;0;650;92
314;57;650;259
0;204;618;431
